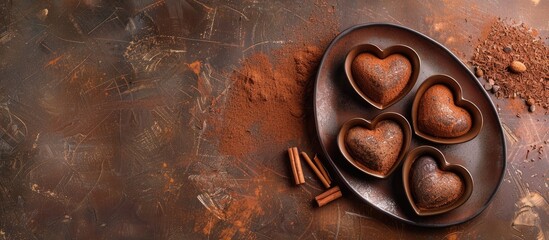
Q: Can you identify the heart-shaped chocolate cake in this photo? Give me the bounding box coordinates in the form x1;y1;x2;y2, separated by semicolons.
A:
410;156;464;209
417;84;472;138
344;120;403;175
351;53;412;105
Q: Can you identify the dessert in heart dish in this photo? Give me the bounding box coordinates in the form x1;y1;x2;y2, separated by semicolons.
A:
402;146;473;216
338;43;482;216
337;112;412;178
344;44;420;109
412;75;483;144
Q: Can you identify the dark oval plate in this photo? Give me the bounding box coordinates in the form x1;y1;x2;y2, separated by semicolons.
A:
313;23;506;227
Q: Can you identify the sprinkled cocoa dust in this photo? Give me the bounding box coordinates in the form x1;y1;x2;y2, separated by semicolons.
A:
216;46;324;156
212;8;338;157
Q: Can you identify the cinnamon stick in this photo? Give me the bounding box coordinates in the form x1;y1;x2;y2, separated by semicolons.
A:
288;148;299;185
315;186;340;201
292;147;305;184
317;190;342;207
315;186;342;207
313;155;331;184
301;152;330;188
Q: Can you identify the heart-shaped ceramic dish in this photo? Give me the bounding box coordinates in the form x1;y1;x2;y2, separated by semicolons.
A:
337;112;412;178
412;75;483;144
344;44;420;109
402;146;473;216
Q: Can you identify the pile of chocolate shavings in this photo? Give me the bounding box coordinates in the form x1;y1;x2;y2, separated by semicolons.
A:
470;19;549;112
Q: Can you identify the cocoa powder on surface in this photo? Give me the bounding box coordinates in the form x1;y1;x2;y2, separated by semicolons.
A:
216;45;323;156
470;19;549;110
211;5;338;157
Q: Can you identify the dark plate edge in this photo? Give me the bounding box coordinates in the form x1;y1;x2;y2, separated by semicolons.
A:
312;22;507;227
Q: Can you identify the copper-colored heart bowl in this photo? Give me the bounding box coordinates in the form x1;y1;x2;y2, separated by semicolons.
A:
337;112;412;178
411;75;483;144
402;146;474;216
344;44;420;110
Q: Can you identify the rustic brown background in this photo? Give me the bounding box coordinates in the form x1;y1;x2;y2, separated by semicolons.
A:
0;0;547;239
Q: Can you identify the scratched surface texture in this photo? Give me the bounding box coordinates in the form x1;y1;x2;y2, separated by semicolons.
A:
0;0;548;239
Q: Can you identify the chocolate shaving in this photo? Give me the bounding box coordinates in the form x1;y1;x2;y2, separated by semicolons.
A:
470;19;549;110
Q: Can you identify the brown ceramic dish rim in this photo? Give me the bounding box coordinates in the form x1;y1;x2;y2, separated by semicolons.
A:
314;23;507;227
337;112;412;178
402;146;474;216
344;44;420;110
411;74;483;144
